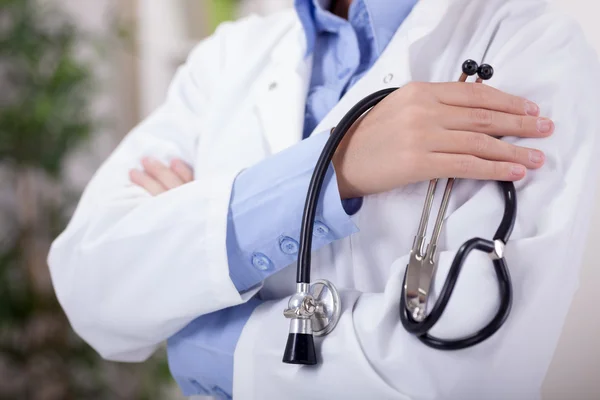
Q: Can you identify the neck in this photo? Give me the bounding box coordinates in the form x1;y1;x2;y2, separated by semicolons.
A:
331;0;352;19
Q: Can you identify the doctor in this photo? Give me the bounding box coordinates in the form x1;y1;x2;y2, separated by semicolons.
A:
48;0;600;399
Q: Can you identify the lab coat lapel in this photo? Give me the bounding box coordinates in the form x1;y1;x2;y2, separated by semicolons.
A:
254;26;311;155
255;0;454;151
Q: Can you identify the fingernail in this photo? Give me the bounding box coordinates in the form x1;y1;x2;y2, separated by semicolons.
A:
525;102;540;116
511;165;526;177
529;150;545;164
537;118;554;134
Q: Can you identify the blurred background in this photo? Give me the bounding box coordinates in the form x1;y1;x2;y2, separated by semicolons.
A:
0;0;598;399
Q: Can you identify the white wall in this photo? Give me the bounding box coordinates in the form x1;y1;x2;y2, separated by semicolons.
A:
137;0;198;119
542;2;600;398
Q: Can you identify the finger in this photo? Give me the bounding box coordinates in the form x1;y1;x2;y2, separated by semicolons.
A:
439;104;555;138
141;157;185;189
129;169;166;196
429;153;527;182
430;82;540;116
170;159;194;183
433;130;546;170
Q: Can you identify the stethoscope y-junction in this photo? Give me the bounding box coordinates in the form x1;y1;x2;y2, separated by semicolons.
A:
282;60;516;365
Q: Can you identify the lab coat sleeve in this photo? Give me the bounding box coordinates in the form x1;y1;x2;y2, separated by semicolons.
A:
47;22;256;362
233;14;600;400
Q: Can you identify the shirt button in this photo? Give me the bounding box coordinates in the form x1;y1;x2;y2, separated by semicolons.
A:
251;253;272;271
313;221;330;237
279;236;299;255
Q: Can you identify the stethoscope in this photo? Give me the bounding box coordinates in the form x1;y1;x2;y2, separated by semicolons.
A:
282;60;516;365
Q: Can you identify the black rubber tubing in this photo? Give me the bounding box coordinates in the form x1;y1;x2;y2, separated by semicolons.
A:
295;87;516;350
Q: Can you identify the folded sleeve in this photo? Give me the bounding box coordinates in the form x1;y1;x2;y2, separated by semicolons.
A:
47;14;357;363
166;132;359;397
232;11;600;400
47;21;261;362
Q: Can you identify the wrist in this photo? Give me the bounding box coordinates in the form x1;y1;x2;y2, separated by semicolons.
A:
331;120;368;200
332;151;363;200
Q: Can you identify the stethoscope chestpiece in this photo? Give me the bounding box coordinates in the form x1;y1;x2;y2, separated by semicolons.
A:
282;280;341;365
281;87;398;366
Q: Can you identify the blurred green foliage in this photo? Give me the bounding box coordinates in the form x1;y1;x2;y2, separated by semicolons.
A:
0;0;93;176
0;0;170;398
208;0;238;32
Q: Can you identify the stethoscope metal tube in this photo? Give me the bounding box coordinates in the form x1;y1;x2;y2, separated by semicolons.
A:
283;60;515;365
399;179;516;349
399;61;515;350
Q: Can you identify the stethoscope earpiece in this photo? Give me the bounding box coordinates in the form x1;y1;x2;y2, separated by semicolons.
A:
462;60;494;81
462;59;479;76
477;64;494;81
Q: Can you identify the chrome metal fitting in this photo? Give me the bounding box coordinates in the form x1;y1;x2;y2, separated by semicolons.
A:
489;240;505;261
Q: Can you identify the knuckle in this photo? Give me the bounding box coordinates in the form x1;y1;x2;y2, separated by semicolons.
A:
470;108;493;127
129;172;141;185
402;152;419;176
402;104;427;127
492;162;502;179
154;168;170;180
468;133;488;154
403;129;422;151
469;82;489;104
510;97;523;114
403;82;426;99
145;162;162;174
516;115;526;131
457;156;475;175
510;145;520;163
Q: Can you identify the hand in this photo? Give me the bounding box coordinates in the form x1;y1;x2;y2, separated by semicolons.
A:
129;158;193;196
332;82;555;199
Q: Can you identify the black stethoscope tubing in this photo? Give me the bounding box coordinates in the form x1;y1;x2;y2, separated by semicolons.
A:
295;86;515;350
399;181;515;349
297;88;396;283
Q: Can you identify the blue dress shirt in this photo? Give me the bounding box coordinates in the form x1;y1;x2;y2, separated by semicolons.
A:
167;0;417;398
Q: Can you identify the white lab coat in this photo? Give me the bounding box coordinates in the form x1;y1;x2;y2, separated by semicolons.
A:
48;0;600;398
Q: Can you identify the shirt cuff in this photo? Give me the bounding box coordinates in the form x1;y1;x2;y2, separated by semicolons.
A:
226;131;359;292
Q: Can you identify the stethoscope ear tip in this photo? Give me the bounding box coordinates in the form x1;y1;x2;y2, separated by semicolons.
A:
477;64;494;80
462;60;495;81
462;59;479;76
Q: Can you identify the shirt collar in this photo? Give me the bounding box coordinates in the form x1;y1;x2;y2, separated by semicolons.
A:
295;0;418;55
